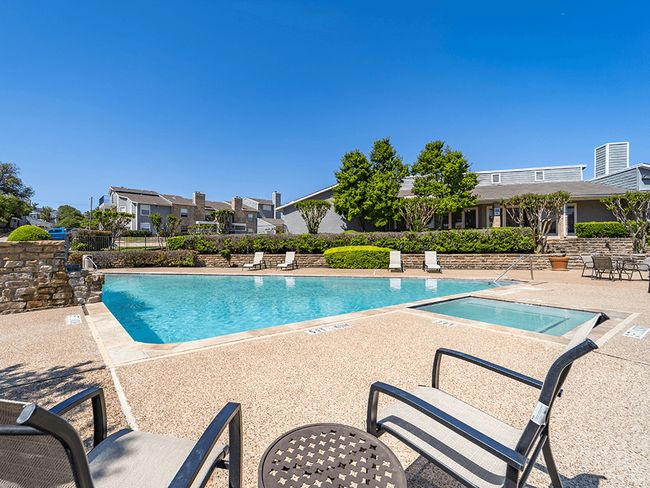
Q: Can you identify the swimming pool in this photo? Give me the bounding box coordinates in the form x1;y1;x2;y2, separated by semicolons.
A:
414;297;599;337
102;275;504;344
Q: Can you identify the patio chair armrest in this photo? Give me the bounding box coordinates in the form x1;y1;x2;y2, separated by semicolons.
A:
432;348;545;392
367;382;526;471
169;402;243;488
49;386;107;447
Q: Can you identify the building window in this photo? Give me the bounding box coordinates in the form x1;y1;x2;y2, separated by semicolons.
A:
492;173;500;184
119;206;126;213
535;171;544;181
181;208;188;217
141;222;151;231
181;225;188;232
140;205;150;216
464;208;477;229
263;204;273;211
247;228;254;233
248;213;254;222
566;205;576;235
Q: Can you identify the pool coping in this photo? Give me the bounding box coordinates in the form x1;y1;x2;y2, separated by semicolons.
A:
87;273;634;366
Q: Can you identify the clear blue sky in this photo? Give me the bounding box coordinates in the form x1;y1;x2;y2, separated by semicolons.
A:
1;1;649;212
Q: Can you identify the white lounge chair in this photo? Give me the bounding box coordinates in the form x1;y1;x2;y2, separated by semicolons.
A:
638;257;650;280
422;251;441;273
388;251;403;272
277;251;297;270
580;255;594;277
243;252;266;270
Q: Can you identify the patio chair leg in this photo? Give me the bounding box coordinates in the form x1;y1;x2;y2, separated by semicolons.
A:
542;435;564;488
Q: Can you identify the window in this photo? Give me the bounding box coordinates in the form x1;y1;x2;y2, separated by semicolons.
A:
263;204;273;211
141;222;151;231
488;207;495;227
118;206;126;213
535;171;544;181
248;213;254;222
566;205;576;235
247;228;254;233
181;208;188;217
140;205;150;216
451;211;463;229
464;208;477;229
492;173;500;184
181;225;188;232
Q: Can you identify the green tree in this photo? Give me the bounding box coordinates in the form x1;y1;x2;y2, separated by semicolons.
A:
40;206;54;222
166;214;180;236
333;149;373;231
295;200;331;234
601;192;650;253
365;138;409;228
0;194;32;226
398;197;442;232
210;209;234;234
411;141;479;227
0;162;34;201
92;209;135;244
501;191;571;253
57;205;86;228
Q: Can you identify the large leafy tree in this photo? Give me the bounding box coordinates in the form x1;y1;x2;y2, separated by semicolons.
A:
501;191;571;253
411;141;478;227
57;205;86;228
295;199;331;234
365;138;409;228
40;206;54;222
601;192;650;253
0;162;34;201
333;149;373;231
0;194;32;226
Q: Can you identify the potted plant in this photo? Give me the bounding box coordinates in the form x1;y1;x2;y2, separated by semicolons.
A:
548;254;570;270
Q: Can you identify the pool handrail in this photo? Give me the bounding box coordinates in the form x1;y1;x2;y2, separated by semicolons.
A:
493;254;533;283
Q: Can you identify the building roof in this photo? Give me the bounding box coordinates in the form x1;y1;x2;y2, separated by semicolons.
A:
590;163;650;182
475;164;587;175
205;200;233;211
247;197;273;205
276;184;337;211
161;194;197;207
109;186;159;196
259;218;284;226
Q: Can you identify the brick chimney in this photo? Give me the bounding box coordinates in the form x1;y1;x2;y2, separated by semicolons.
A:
193;192;206;216
231;197;242;212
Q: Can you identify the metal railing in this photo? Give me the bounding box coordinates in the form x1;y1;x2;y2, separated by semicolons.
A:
493;254;534;283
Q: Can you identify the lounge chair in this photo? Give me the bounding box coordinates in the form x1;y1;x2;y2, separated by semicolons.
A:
580;255;593;277
0;387;242;488
388;251;403;272
367;314;605;488
638;257;650;281
277;251;297;270
423;251;442;273
591;255;616;280
243;251;266;270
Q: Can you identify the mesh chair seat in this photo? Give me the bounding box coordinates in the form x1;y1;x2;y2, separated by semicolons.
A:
378;386;522;488
88;429;228;488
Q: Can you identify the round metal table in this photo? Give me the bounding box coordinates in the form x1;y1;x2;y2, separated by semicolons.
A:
258;423;407;488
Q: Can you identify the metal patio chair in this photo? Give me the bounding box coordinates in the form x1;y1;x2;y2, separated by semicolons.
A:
243;251;266;270
367;314;606;488
423;251;442;273
579;255;593;278
591;255;616;280
0;387;242;488
276;251;297;270
388;251;403;272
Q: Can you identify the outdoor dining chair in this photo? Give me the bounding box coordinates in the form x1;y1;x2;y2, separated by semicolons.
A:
423;251;442;273
367;313;606;488
243;251;266;270
580;255;593;277
0;387;242;488
388;251;403;272
591;255;616;280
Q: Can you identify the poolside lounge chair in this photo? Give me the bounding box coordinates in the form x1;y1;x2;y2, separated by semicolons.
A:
423;251;442;273
580;255;594;277
0;387;242;488
388;251;403;272
638;257;650;281
591;255;616;280
243;252;266;270
277;251;297;270
367;314;605;488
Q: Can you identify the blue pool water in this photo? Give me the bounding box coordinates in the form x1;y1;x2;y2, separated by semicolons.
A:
415;297;597;337
102;275;503;344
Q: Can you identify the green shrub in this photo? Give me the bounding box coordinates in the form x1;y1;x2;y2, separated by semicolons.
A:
575;222;628;238
122;230;152;237
342;230;357;234
324;245;393;269
163;228;534;255
80;250;198;268
7;225;52;241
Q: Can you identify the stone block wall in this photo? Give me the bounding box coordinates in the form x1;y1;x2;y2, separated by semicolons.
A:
0;241;104;314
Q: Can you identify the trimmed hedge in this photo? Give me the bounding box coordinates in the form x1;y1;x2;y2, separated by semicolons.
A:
167;228;534;255
575;222;628;238
324;246;392;269
7;225;52;241
68;250;198;268
122;230;152;237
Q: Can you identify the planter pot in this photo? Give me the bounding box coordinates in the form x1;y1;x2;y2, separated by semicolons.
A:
548;256;570;270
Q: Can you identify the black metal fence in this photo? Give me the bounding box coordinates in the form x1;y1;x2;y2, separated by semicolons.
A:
68;235;168;253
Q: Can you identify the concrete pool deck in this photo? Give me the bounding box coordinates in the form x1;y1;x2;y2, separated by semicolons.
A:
1;267;649;487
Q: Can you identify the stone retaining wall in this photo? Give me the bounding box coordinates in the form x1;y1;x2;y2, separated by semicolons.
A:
0;241;104;314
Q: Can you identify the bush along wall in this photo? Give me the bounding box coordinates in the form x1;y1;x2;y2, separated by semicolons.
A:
69;250;198;268
324;246;392;269
574;222;628;238
167;228;535;255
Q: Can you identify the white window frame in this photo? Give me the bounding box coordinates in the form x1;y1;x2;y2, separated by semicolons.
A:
535;171;544;181
180;208;188;217
140;205;150;216
492;173;501;184
118;206;126;213
248;213;254;222
141;222;151;231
